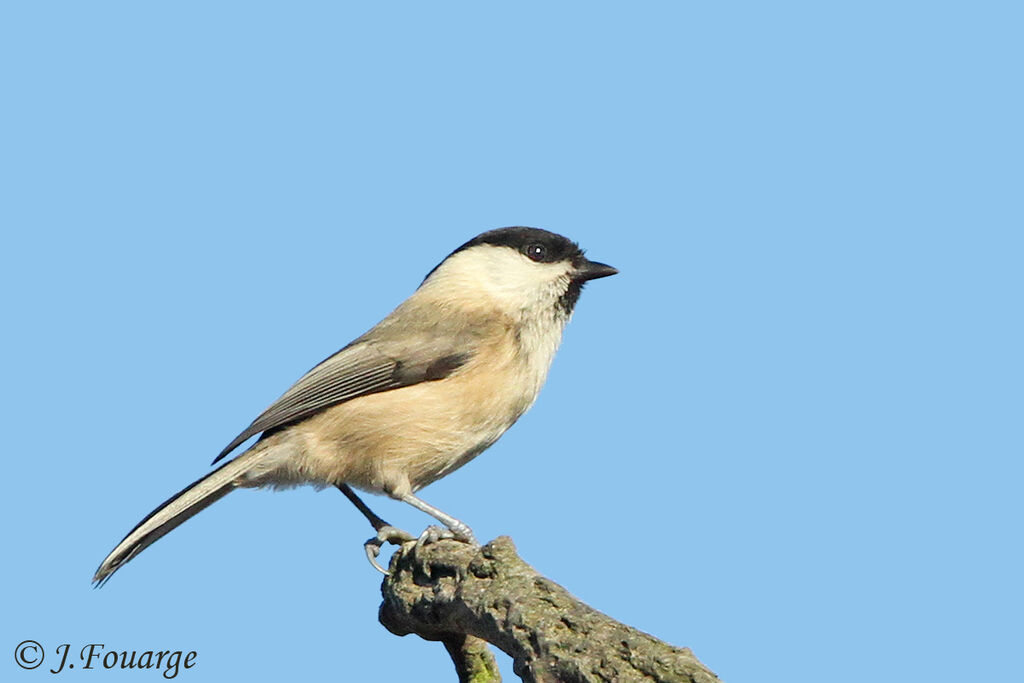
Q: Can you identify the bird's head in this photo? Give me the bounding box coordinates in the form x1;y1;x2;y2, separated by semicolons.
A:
421;227;617;319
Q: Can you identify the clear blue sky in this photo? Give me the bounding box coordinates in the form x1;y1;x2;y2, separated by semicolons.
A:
2;3;1021;682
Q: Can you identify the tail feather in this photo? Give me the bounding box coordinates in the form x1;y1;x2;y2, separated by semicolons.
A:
93;451;261;586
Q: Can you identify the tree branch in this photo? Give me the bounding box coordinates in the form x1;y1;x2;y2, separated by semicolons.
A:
442;634;503;683
379;536;721;683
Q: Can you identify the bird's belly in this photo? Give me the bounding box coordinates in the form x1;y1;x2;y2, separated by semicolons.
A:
280;367;536;496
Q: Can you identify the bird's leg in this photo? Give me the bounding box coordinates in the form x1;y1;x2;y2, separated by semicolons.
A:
336;484;414;574
337;483;390;531
398;492;478;545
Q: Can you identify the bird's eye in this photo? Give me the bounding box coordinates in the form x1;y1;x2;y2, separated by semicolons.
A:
525;243;547;262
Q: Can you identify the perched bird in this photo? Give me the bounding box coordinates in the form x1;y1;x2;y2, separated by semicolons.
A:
94;226;617;583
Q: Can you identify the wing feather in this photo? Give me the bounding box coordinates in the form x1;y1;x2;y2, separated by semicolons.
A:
212;333;475;464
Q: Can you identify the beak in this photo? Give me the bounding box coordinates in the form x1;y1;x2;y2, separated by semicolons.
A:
574;258;619;282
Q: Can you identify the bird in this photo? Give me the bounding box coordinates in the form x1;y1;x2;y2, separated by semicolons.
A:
93;226;617;584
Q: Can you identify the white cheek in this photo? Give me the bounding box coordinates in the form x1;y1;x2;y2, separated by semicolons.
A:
424;247;572;311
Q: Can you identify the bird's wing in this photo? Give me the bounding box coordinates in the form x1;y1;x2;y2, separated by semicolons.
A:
212;331;476;464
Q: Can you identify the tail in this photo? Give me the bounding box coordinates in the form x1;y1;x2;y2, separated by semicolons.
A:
93;451;262;586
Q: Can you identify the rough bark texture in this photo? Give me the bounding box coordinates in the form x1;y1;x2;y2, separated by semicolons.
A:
379;536;721;683
442;634;503;683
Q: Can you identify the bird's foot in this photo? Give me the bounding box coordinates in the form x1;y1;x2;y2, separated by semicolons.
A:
417;523;478;546
406;524;479;565
416;525;456;545
364;525;415;575
365;523;478;574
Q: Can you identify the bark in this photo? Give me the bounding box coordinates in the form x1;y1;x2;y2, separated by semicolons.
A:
379;536;721;683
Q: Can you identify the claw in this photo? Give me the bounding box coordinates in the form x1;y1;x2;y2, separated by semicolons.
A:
417;525;457;545
408;524;479;566
364;541;388;574
363;525;415;575
416;523;478;546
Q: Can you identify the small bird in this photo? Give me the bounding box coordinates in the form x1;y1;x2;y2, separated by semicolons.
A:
94;226;617;583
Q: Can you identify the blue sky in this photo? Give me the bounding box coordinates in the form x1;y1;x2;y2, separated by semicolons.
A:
2;3;1021;682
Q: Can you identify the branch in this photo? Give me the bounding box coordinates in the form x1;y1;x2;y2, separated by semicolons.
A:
379;536;721;683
